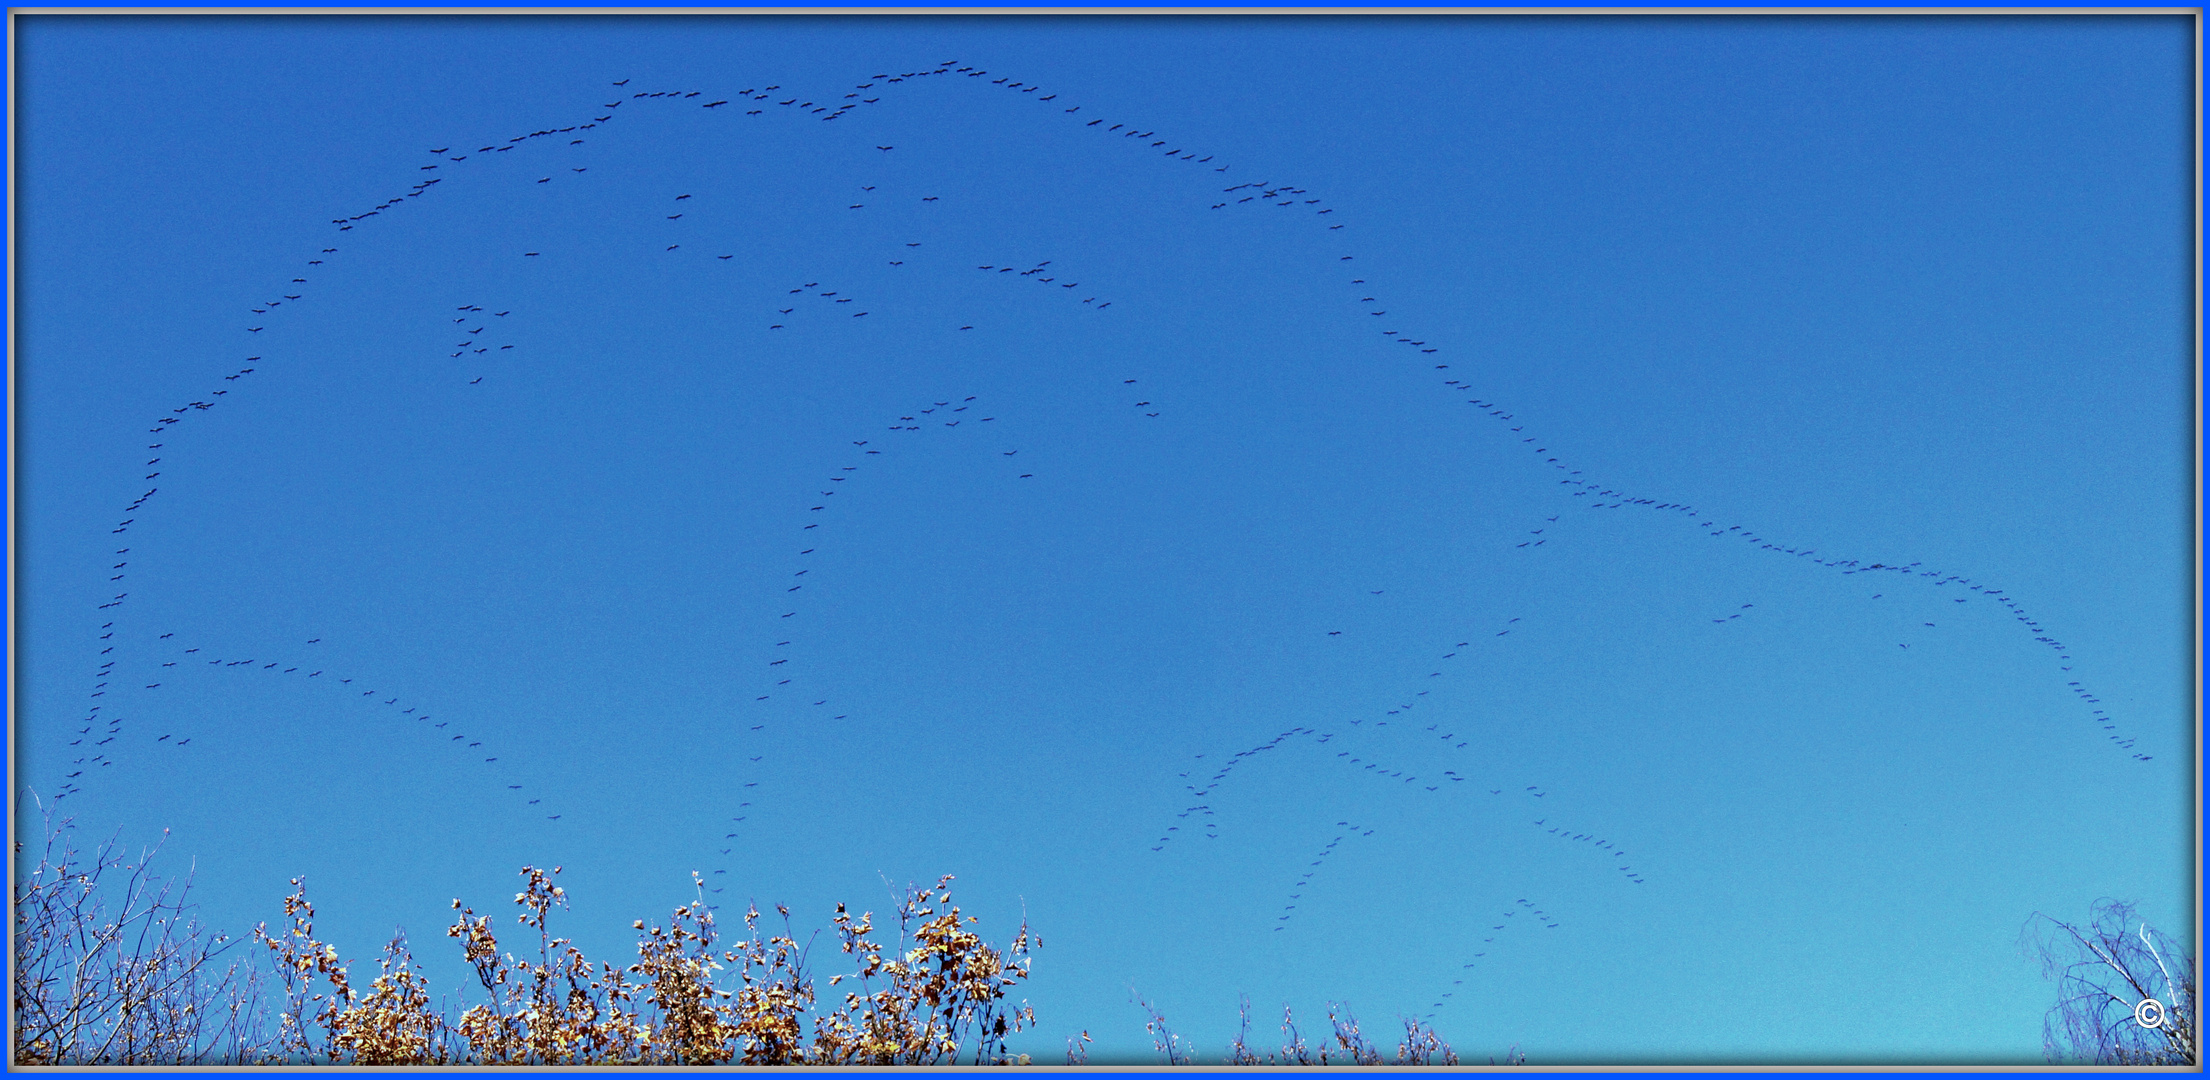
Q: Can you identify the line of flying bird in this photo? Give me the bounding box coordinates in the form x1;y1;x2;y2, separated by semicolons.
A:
60;59;2157;1022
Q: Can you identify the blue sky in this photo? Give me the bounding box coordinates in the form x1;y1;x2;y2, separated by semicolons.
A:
14;14;2193;1064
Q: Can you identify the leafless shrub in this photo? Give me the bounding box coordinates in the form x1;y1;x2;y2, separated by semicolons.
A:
1177;995;1470;1066
12;801;266;1065
2023;898;2195;1065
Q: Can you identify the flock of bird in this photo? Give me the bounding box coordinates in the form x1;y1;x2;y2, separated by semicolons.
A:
1273;820;1375;930
1154;610;1643;905
704;386;1040;874
1428;899;1563;1017
54;54;2158;1030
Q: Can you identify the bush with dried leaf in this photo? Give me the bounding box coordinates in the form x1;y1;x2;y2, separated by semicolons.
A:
224;865;1036;1065
813;876;1037;1065
255;880;449;1065
16;812;1507;1068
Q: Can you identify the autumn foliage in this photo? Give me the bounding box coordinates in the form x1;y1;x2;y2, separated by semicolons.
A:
14;809;1037;1066
256;867;1037;1065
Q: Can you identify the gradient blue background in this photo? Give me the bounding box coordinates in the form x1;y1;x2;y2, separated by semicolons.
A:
15;15;2194;1063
